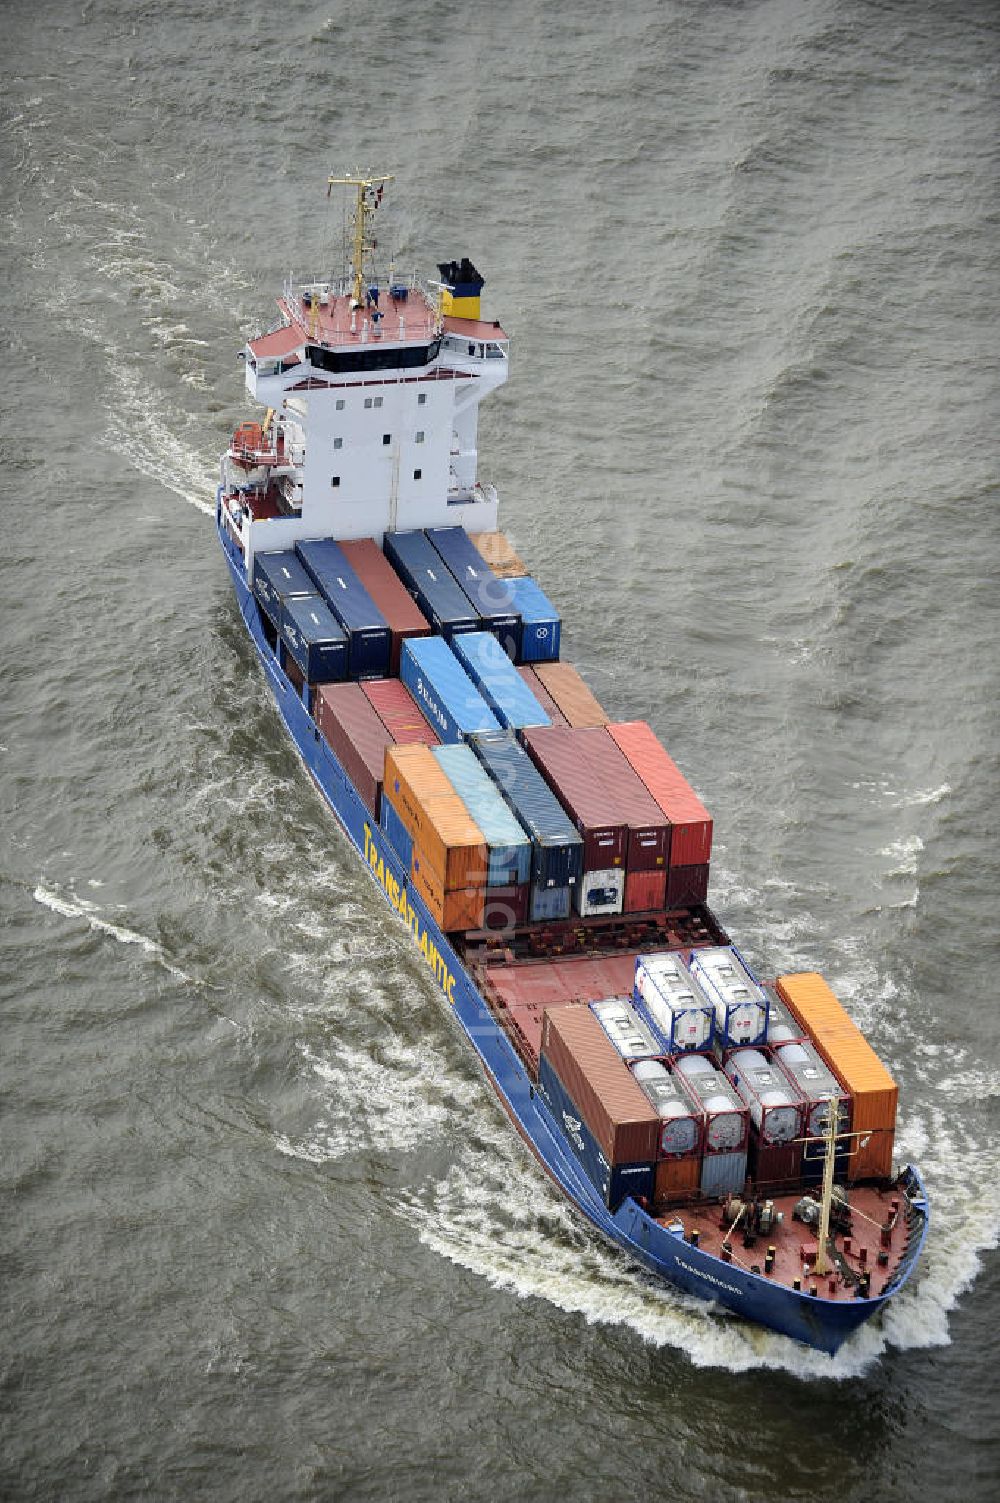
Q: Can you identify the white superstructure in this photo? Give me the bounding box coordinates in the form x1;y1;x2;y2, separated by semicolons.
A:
219;175;509;571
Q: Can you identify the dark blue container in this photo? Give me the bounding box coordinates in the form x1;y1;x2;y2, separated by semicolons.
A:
279;595;349;684
383;529;480;641
425;526;521;659
469;732;584;889
450;631;550;730
503;576;561;663
400;637;501;743
295;538;391;679
538;1055;655;1211
253;550;315;627
380;797;413;872
529;883;572;922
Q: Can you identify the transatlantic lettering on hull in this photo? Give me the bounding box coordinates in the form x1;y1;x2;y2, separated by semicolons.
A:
363;822;456;1002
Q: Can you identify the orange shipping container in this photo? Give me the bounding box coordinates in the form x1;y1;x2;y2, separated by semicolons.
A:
774;973;898;1182
533;661;610;728
469;530;528;578
410;851;484;932
384;744;488;889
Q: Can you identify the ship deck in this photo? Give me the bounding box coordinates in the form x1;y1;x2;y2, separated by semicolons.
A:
660;1182;915;1302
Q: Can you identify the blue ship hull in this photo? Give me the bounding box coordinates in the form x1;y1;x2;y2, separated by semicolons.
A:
218;506;929;1356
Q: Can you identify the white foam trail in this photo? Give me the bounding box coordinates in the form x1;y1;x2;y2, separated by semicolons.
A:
879;834;923;879
33;884;191;983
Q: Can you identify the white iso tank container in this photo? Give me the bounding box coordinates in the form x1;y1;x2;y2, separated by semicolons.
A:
631;1060;703;1158
575;867;625;918
687;946;769;1047
724;1048;805;1145
774;1041;849;1139
634;952;714;1053
591;999;664;1061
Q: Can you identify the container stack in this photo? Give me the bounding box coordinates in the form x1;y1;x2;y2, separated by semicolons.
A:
521;726;671;917
339;537;431;674
470;733;584;922
673;1054;750;1196
630;1059;707;1207
538;1005;659;1211
451;632;551;731
773;1039;852;1186
296;539;392;679
426;526;522;660
432;743;533;927
633;953;715;1053
315;682;396;817
774;973;898;1182
723;1047;806;1187
606;721;713;908
382;744;489;931
280;596;348;686
400;636;501;743
591;998;663;1061
687;946;769;1049
517;666;569;725
383;529;481;641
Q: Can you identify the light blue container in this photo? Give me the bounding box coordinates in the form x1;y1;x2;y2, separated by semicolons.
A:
451;631;550;730
400;636;501;744
504;576;561;663
432;743;532;887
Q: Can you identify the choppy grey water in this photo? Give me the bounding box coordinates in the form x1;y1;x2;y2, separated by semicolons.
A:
2;1;999;1498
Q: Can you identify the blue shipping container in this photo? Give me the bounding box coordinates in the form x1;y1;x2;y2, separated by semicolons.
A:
503;576;561;664
469;732;584;889
383;530;480;641
253;550;315;626
529;883;572;922
279;595;349;684
295;538;391;679
425;527;521;659
451;632;550;731
400;636;501;744
379;797;413;872
538;1055;655;1211
432;743;532;887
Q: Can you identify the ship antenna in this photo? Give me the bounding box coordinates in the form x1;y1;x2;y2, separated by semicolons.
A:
327;170;394;306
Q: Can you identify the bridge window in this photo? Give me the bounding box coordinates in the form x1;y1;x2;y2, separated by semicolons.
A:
331;476;340;488
413;469;422;480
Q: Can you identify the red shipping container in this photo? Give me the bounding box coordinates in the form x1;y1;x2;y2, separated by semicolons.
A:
339;537;431;675
623;868;667;914
315;682;395;817
749;1135;803;1191
521;725;628;869
540;1005;660;1166
482;883;530;931
361;678;440;746
606;721;713;866
517;665;568;726
523;726;671;874
665;864;710;908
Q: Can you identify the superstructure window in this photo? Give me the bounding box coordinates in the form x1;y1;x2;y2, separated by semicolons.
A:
415;431;425;443
413;469;422;480
374;395;383;408
383;433;391;446
418;392;427;405
331;476;340;488
336;398;345;410
364;397;373;409
333;437;343;450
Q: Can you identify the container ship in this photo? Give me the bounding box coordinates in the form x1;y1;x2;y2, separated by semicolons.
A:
216;175;928;1354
